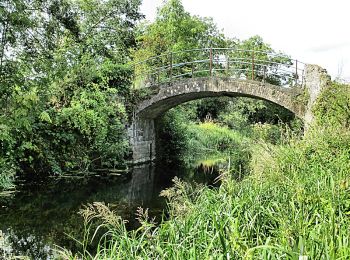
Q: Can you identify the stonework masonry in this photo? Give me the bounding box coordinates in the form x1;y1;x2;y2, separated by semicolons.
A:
128;118;156;164
137;78;306;119
128;64;330;163
304;65;332;124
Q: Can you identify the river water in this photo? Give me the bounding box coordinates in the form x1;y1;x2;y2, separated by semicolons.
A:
0;159;222;259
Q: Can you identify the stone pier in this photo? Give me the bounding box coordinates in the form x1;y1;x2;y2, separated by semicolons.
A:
303;65;332;125
128;117;156;164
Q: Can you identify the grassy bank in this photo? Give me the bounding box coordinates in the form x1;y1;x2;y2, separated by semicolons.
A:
61;125;350;259
185;122;252;175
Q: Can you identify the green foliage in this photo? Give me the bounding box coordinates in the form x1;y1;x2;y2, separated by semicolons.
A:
156;108;189;162
251;123;282;144
187;122;246;153
136;0;226;54
0;0;143;188
186;122;251;174
0;158;15;190
229;35;293;85
313;82;350;128
219;110;249;129
42;88;129;173
218;97;297;131
63;127;350;259
195;97;230;121
132;0;229;84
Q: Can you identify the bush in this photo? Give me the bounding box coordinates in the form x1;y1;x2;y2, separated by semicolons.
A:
251;122;281;144
0;85;130;183
156;108;190;162
218;110;249;130
180;122;252;180
187;122;248;153
313;82;350;128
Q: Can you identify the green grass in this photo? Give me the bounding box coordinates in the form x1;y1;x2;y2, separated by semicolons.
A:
185;122;252;176
186;122;250;154
60;124;350;259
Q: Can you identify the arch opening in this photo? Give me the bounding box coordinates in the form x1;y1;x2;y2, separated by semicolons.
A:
136;77;306;120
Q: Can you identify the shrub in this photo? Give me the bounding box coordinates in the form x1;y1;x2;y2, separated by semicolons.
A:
313;82;350;128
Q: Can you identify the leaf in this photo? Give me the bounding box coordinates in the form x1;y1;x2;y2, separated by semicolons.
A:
39;111;52;123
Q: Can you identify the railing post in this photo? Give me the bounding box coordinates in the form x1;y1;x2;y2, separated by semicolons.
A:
169;52;173;82
209;47;213;77
191;62;194;78
263;66;266;83
226;55;229;76
295;59;298;86
301;69;305;86
251;50;255;80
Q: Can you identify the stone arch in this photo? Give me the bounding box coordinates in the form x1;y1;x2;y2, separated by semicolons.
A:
136;77;306;119
129;65;331;163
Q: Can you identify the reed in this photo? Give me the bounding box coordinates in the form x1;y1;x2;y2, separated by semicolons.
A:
61;124;350;259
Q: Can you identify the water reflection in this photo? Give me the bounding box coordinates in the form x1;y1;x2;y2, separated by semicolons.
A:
0;159;222;259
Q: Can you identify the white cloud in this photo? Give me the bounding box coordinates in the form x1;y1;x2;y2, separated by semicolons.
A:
141;0;350;81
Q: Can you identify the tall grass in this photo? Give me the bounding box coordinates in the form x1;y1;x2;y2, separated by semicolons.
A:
186;122;249;154
185;122;252;176
60;124;350;259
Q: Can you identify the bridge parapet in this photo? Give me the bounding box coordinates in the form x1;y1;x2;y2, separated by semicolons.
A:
132;48;306;89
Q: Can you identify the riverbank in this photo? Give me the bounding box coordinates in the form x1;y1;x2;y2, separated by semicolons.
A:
60;82;350;259
60;124;350;259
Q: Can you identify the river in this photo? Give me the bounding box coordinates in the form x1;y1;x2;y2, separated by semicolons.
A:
0;159;222;259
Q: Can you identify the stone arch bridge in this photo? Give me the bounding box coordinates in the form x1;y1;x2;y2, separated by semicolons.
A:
128;48;331;163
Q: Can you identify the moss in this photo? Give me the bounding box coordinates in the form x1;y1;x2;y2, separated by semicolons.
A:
294;87;310;106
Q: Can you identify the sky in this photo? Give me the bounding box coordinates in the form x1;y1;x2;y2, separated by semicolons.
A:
140;0;350;82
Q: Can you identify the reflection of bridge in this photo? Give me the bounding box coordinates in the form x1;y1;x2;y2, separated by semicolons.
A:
129;48;331;163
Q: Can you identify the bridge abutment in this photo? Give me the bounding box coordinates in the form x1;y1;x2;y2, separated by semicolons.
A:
303;64;332;125
128;117;156;164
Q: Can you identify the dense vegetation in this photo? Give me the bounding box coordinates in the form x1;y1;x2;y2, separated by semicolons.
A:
62;79;350;260
0;0;293;191
58;0;348;259
0;0;143;189
1;0;350;259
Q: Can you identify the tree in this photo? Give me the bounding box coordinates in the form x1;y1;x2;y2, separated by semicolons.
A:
0;0;143;189
133;0;231;84
229;35;292;86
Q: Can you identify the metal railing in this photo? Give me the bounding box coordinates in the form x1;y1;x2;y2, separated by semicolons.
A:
132;48;306;88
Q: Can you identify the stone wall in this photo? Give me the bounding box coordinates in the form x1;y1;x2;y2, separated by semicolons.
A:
128;117;156;164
